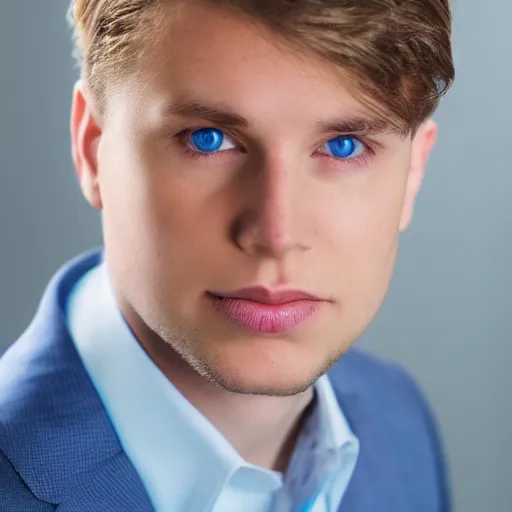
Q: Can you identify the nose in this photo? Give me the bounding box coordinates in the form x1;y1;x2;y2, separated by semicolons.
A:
232;156;311;259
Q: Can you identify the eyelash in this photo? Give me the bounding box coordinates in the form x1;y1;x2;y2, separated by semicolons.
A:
172;128;375;167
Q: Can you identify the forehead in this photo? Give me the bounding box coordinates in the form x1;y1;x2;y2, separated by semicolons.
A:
116;1;374;128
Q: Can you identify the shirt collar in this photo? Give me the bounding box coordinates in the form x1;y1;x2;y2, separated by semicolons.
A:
315;372;359;452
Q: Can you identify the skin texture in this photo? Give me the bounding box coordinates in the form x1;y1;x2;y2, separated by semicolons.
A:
70;1;437;470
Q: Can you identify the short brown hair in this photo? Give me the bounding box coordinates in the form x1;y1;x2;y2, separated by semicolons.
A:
68;0;454;135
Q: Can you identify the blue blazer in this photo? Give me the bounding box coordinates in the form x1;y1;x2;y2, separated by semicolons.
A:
0;250;450;512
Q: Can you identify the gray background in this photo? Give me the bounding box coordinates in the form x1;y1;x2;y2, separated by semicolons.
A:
0;1;510;511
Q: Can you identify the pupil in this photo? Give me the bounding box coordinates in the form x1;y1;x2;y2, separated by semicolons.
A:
192;129;223;153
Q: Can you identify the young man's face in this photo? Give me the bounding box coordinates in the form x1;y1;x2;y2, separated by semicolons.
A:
72;1;436;395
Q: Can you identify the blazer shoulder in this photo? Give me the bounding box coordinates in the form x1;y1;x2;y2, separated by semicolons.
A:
0;448;55;512
328;349;451;511
329;348;437;410
390;362;451;512
329;347;448;452
0;247;103;439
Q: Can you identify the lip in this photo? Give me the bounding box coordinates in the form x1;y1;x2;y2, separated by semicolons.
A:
207;286;326;334
212;286;323;305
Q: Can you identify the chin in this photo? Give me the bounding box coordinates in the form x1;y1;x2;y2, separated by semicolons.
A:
191;337;324;396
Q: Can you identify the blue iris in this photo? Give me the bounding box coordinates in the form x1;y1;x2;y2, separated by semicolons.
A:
190;128;224;153
326;136;361;159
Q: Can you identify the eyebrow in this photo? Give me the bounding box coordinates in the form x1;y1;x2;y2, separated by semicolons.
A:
317;117;392;135
160;99;393;135
161;100;249;128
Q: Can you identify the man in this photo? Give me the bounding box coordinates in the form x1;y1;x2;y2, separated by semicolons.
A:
0;0;454;511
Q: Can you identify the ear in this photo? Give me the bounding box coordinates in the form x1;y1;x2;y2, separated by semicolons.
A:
70;80;103;210
399;119;438;231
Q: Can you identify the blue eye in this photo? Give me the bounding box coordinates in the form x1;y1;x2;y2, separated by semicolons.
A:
189;128;233;153
324;136;364;159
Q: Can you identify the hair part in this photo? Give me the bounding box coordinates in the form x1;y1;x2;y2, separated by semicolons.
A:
67;0;454;135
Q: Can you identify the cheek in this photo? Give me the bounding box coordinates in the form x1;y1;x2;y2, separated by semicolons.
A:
97;134;176;291
99;136;229;306
329;206;399;297
99;142;154;252
322;165;408;307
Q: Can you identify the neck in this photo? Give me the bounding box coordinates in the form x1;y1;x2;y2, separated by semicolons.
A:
138;329;314;472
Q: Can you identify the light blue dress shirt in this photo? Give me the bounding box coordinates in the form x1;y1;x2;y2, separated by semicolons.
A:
67;262;359;512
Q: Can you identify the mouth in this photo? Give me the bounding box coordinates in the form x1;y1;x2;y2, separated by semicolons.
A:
206;286;326;334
